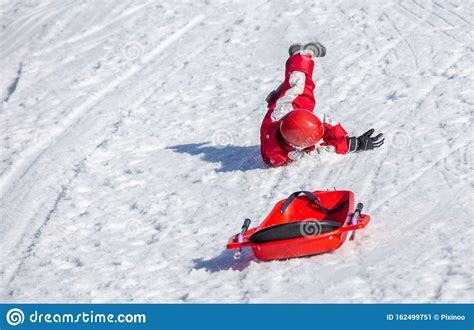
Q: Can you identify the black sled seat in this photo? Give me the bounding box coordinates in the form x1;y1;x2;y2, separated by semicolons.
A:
248;190;348;244
249;220;342;243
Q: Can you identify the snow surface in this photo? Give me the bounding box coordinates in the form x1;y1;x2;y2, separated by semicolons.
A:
0;0;472;303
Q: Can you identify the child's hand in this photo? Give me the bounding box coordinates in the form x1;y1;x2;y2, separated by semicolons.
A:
347;129;385;153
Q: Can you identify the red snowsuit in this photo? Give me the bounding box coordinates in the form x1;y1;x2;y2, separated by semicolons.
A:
260;54;349;167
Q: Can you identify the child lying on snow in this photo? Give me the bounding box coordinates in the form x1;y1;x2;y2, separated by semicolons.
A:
260;42;384;167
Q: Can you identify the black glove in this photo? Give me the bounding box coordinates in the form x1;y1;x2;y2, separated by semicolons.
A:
347;129;384;153
265;84;282;104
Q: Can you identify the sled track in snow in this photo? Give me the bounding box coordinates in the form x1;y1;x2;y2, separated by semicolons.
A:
32;1;156;60
3;12;248;288
0;15;205;198
0;13;206;287
371;142;470;213
1;0;266;292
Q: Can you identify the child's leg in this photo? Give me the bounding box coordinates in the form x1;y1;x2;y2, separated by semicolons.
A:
268;54;316;121
284;53;316;111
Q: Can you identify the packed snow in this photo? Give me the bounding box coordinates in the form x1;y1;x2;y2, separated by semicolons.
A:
0;0;472;303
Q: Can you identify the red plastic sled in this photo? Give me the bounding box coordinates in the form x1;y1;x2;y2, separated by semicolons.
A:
227;190;371;261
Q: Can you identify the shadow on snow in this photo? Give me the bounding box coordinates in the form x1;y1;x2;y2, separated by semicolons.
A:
193;248;257;272
167;143;265;172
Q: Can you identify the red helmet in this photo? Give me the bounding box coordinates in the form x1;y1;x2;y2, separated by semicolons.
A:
280;110;324;149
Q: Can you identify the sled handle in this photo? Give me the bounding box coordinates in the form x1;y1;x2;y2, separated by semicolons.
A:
349;203;363;240
238;218;252;243
339;214;370;233
234;218;252;259
280;191;332;215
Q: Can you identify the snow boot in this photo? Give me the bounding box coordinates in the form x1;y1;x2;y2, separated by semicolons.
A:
288;43;304;56
304;42;326;57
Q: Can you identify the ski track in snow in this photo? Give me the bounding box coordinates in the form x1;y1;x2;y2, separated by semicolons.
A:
0;0;472;303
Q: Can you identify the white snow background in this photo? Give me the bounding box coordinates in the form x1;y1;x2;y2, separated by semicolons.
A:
0;0;472;303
